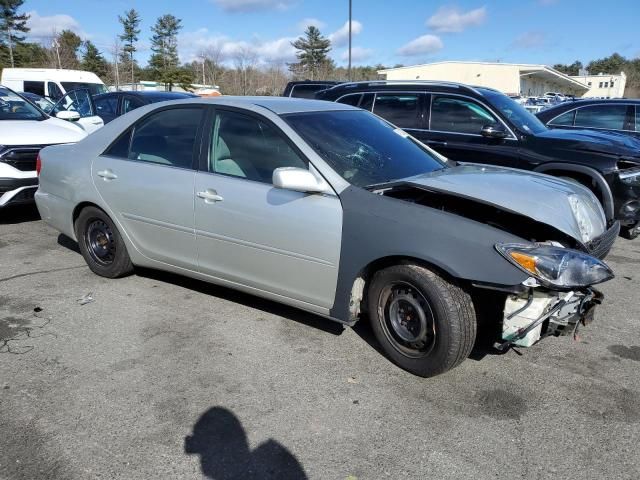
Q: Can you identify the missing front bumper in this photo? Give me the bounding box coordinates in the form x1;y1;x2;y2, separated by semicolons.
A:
495;287;603;351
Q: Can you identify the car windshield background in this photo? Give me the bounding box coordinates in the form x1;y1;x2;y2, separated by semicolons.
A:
0;87;46;120
430;95;497;134
61;82;108;96
284;110;446;188
210;110;307;183
574;104;627;130
481;89;547;134
373;94;422;129
124;107;203;168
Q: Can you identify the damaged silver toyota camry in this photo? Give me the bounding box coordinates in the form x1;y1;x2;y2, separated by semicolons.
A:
35;97;616;377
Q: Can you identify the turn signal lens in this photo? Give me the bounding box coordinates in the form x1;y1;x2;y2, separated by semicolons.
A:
36;153;42;175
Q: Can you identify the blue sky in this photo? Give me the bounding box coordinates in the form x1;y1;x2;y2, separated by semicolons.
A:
22;0;640;67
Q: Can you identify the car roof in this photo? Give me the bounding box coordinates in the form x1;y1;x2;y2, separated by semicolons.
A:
537;98;640;118
317;80;489;98
96;91;196;99
164;96;358;114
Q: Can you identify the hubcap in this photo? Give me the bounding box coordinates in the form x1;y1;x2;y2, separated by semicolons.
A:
378;282;436;358
85;219;116;265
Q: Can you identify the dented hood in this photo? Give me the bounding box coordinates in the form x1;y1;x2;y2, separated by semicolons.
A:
400;164;607;243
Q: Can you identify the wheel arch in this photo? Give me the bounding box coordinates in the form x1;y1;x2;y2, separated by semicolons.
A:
533;162;614;220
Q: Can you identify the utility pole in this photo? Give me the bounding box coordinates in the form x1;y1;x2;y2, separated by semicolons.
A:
7;27;14;68
52;38;61;69
348;0;352;81
113;39;120;89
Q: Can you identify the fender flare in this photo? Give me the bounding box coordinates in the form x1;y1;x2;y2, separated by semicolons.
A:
533;162;614;221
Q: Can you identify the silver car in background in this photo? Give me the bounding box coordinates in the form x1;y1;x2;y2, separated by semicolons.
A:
35;97;614;377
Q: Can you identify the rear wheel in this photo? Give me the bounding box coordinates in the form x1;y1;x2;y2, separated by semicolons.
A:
367;264;476;377
75;206;133;278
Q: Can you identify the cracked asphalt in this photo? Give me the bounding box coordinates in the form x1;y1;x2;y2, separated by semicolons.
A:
1;205;639;480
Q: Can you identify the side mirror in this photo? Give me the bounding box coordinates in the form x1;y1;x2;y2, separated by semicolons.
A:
480;124;508;139
272;167;329;194
56;110;81;121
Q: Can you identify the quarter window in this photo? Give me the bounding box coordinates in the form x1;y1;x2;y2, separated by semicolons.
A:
373;94;422;129
95;96;118;116
210;110;307;183
549;110;575;127
359;93;374;111
127;107;203;168
430;95;498;134
574;105;627;130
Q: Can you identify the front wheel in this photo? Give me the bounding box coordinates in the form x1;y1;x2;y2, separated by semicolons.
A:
75;206;134;278
367;264;476;377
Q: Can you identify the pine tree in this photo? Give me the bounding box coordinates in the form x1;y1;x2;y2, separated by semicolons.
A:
148;14;191;90
0;0;29;68
81;41;109;79
289;26;332;80
118;9;141;86
56;29;82;69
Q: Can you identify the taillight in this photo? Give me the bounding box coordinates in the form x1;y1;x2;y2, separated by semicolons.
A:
36;153;41;175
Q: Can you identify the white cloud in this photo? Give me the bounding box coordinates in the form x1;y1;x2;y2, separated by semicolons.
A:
297;17;326;32
212;0;295;13
329;20;363;47
426;6;487;33
340;46;373;63
397;35;443;56
179;29;297;64
511;31;547;49
25;10;89;40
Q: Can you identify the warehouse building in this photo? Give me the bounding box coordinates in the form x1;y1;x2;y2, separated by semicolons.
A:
377;61;590;97
570;72;626;98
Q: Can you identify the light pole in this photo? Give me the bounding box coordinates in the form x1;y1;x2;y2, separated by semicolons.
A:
348;0;352;81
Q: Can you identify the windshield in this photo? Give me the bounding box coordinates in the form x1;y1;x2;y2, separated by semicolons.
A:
481;89;548;135
0;87;46;120
61;82;107;95
284;110;446;188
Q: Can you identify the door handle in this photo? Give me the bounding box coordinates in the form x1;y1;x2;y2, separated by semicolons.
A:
97;169;117;180
427;140;448;147
197;190;224;203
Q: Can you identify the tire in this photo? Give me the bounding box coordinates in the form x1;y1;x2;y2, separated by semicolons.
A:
367;264;476;378
75;206;134;278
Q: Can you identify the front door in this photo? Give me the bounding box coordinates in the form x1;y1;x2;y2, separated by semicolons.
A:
424;94;522;169
52;89;104;133
194;108;342;310
92;106;205;269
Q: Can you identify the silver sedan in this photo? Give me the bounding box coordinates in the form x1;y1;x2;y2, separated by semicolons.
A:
35;97;614;377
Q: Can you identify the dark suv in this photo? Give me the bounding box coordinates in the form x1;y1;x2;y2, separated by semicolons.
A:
316;81;640;238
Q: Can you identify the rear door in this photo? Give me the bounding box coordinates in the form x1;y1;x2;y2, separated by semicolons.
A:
52;89;104;133
92;105;205;269
193;107;342;310
425;93;523;168
370;92;427;137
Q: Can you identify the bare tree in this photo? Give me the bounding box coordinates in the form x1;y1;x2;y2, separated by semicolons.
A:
233;46;258;95
200;44;225;86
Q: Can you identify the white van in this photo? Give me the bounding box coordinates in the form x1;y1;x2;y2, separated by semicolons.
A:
0;68;108;101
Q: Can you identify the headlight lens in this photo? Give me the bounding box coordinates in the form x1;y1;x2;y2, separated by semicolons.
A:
496;243;614;288
568;194;597;243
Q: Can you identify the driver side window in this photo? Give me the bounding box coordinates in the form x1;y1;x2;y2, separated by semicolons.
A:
210;110;307;183
430;95;498;135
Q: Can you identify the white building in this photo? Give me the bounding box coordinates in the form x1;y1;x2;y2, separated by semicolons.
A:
377;61;589;97
570;72;626;98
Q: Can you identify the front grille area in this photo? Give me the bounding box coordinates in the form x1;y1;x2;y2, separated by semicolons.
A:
0;146;46;171
586;221;620;259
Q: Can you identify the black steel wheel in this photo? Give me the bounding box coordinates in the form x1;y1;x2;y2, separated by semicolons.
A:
368;264;476;377
75;206;133;278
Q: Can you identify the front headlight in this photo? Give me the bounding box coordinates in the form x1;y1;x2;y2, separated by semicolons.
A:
496;243;614;288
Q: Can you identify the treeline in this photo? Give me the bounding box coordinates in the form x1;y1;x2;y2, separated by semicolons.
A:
554;53;640;95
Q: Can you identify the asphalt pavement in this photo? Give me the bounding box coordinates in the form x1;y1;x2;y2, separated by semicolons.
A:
1;205;639;480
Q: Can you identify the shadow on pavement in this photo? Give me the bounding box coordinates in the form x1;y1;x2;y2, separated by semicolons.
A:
57;233;81;254
0;204;40;224
185;407;307;480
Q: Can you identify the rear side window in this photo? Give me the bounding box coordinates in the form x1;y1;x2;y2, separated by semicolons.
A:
104;130;132;158
337;94;362;107
373;94;423;129
574;105;627;130
23;81;45;96
290;84;329;99
430;95;498;134
95;96;118;116
123;96;145;114
549;110;575;126
636;106;640;132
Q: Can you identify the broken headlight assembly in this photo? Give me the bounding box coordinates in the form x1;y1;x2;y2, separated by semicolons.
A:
495;243;614;289
618;167;640;186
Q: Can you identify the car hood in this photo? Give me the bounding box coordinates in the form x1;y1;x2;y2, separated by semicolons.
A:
0;118;87;145
534;128;640;157
400;164;607;244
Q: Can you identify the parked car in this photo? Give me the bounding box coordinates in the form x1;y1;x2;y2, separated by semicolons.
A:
35;97;614;377
536;99;640;138
20;91;55;113
0;86;87;208
1;68;107;101
93;91;198;124
316;81;640;239
282;80;341;99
